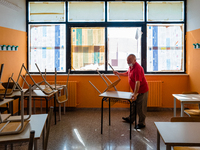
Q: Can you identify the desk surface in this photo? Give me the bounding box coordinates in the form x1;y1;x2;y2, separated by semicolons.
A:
0;114;47;143
7;89;57;98
173;94;200;102
0;98;14;106
39;84;65;90
155;122;200;146
1;114;11;121
99;91;132;100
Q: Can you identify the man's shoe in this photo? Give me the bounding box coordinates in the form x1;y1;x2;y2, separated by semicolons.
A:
136;124;145;129
122;117;134;123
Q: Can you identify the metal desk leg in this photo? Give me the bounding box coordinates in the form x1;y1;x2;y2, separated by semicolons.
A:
130;101;132;140
135;101;137;130
18;97;21;115
101;98;104;134
109;98;111;126
40;98;43;113
45;98;48;113
157;130;160;150
27;97;29;115
9;101;13;116
166;145;171;150
54;95;56;125
34;139;38;150
43;122;46;149
33;98;36;114
174;97;176;117
181;102;184;117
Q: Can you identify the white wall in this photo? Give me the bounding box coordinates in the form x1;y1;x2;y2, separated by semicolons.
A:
0;0;26;32
187;0;200;32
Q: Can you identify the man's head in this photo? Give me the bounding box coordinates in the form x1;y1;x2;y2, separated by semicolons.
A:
127;54;136;67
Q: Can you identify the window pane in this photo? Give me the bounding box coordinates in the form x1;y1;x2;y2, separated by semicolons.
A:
29;24;66;72
147;24;184;72
147;1;184;21
71;27;105;70
68;2;105;22
107;27;141;71
108;2;144;22
29;2;65;22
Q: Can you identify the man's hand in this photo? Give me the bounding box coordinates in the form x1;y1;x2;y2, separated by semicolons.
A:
131;93;138;101
113;71;119;75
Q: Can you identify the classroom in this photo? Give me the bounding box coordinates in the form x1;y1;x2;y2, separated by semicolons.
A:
0;0;200;150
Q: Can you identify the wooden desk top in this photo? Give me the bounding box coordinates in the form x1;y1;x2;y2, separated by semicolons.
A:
7;89;57;98
155;122;200;146
99;91;132;100
173;94;200;102
1;114;11;122
0;98;15;106
39;84;65;90
0;114;48;143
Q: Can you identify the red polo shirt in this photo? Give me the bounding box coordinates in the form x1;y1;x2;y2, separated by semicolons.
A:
127;62;149;93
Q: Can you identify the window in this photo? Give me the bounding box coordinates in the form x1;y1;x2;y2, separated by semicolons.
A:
147;24;184;72
68;2;105;22
107;2;144;22
107;27;142;70
29;2;65;22
71;27;105;70
27;0;186;74
28;24;66;72
147;1;184;22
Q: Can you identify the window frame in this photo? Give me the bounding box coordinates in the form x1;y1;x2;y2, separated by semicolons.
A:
26;0;186;75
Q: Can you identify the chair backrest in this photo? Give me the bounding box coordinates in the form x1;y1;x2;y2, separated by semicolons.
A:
44;107;53;150
171;117;200;122
28;130;35;150
182;91;199;94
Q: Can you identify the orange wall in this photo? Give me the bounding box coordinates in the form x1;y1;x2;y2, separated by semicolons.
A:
25;74;189;108
0;26;27;113
0;27;192;111
186;28;200;93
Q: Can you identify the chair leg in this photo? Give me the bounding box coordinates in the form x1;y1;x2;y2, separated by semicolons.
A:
63;103;65;115
33;98;36;114
59;104;61;121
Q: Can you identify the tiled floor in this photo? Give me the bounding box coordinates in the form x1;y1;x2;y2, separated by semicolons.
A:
1;108;185;150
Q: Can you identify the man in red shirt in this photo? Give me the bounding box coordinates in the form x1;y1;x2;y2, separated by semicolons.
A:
114;54;149;129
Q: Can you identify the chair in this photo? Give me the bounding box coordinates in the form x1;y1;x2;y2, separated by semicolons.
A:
0;75;11;114
182;91;200;117
174;147;200;150
44;106;53;150
171;117;200;122
55;69;70;121
28;130;35;150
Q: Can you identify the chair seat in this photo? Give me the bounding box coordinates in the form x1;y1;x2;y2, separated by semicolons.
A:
0;89;12;94
184;109;200;116
174;147;200;150
43;88;53;93
57;95;67;103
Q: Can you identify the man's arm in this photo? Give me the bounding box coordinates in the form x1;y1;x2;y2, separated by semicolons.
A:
132;81;140;101
113;71;128;76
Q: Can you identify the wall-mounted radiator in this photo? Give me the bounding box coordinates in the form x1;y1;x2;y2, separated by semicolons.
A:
130;81;163;107
147;81;163;107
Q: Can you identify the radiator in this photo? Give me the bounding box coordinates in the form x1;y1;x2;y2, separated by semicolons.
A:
147;81;162;107
129;81;163;107
48;81;78;107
